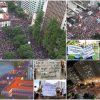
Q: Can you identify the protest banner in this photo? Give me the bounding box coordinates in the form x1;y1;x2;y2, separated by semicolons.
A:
42;83;56;96
67;45;82;54
82;45;95;59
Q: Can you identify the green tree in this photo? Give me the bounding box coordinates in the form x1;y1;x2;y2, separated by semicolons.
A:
7;1;16;12
3;52;15;59
91;33;100;39
15;7;25;18
67;40;79;45
17;44;33;59
3;26;23;39
13;34;27;48
43;18;66;58
32;11;44;45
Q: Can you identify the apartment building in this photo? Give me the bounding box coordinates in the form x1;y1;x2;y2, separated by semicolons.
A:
21;0;46;16
42;0;67;31
67;0;100;18
67;61;100;83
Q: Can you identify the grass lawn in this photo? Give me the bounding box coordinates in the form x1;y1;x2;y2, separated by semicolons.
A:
68;54;83;60
93;46;99;60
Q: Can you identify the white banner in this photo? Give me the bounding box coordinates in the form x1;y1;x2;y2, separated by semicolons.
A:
82;45;95;59
67;45;82;54
42;83;56;96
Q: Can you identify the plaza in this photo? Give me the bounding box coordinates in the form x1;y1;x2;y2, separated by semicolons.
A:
67;1;100;39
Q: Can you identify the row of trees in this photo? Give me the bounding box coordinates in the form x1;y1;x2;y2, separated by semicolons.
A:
31;11;66;59
7;1;26;18
3;26;33;59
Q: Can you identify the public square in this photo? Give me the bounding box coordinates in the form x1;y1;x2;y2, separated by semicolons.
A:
67;1;100;39
67;60;100;99
0;1;66;59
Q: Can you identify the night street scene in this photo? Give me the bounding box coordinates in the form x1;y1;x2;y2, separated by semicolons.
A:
0;0;66;59
67;60;100;99
34;59;66;79
34;80;66;99
0;60;33;99
67;1;100;39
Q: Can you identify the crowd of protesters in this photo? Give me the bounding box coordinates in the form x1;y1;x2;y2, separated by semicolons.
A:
67;6;100;39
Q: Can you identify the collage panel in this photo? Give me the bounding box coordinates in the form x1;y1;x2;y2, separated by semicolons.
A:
67;40;99;60
0;60;33;99
34;80;66;99
0;0;66;59
34;59;66;80
67;60;100;99
67;0;100;40
34;59;67;99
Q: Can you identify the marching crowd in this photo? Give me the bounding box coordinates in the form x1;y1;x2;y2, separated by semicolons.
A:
0;30;14;58
0;13;49;59
67;6;100;39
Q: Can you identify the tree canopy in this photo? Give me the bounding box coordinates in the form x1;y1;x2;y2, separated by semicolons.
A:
17;44;33;59
3;52;15;59
43;18;66;58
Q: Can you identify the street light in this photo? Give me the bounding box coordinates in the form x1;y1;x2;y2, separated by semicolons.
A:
28;41;31;44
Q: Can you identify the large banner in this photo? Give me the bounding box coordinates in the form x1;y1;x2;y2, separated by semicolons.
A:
82;45;95;59
42;83;56;96
67;45;82;54
67;45;95;59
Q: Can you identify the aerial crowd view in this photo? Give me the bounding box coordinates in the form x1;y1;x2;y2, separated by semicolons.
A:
67;1;100;39
0;0;66;59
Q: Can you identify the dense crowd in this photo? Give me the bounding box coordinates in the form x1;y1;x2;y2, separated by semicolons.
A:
67;6;100;39
0;13;49;59
0;30;14;58
11;14;49;59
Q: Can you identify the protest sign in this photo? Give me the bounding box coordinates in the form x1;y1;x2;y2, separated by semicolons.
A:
67;45;82;54
82;45;95;59
42;83;56;96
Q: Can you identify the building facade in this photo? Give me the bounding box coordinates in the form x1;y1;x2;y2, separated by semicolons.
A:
0;2;10;27
21;0;46;16
1;77;33;99
42;0;67;32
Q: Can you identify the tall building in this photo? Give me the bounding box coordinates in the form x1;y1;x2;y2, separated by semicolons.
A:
67;0;100;18
67;61;100;82
55;81;66;89
73;61;95;80
27;66;33;80
27;61;33;80
21;0;46;16
67;67;80;83
42;0;67;31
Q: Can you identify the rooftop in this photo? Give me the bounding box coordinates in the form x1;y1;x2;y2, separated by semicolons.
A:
3;77;33;92
0;13;9;21
0;2;7;7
